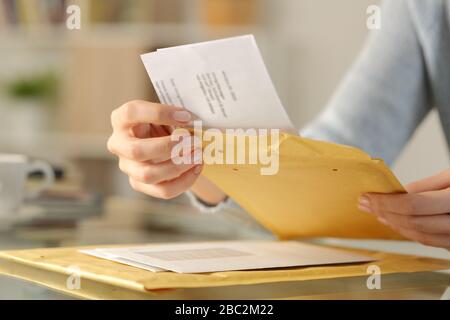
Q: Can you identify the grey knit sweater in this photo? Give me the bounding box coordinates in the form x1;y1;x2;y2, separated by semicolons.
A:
302;0;450;164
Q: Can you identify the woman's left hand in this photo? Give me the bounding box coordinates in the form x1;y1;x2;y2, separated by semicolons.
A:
358;169;450;250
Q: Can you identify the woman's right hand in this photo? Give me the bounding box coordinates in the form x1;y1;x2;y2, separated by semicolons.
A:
107;100;203;199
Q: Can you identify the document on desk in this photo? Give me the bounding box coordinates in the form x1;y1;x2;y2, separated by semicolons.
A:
141;35;295;132
79;248;165;272
80;241;374;274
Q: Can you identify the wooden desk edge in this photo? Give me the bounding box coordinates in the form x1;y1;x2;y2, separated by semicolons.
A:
1;254;450;300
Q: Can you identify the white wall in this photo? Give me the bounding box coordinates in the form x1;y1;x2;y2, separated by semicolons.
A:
261;0;449;183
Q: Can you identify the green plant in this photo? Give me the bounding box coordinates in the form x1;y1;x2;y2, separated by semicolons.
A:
3;72;60;106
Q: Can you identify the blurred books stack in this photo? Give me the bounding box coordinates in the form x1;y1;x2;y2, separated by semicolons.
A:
0;0;191;29
0;0;66;28
26;189;102;222
0;0;259;29
13;184;103;229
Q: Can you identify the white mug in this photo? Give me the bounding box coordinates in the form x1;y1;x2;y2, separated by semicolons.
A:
0;154;55;216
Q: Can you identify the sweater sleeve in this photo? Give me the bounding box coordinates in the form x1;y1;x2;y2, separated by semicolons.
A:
301;0;431;165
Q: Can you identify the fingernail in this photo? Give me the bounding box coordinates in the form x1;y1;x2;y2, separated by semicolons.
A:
194;165;203;175
358;196;371;207
358;204;372;214
173;110;191;123
377;217;388;225
358;196;372;213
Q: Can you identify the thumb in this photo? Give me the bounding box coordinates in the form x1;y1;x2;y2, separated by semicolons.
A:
405;168;450;193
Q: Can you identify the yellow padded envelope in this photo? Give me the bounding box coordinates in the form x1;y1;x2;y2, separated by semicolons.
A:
201;132;405;240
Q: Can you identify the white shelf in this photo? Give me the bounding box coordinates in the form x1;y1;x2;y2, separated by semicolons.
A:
0;23;262;49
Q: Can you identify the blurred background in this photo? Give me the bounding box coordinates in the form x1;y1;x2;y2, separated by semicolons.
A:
0;0;449;298
1;0;448;195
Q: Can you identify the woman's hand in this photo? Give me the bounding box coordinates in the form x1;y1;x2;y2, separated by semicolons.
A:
107;100;203;199
358;169;450;250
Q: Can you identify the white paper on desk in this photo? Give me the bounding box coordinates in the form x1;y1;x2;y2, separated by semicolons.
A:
89;241;375;274
141;35;295;132
80;249;165;272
